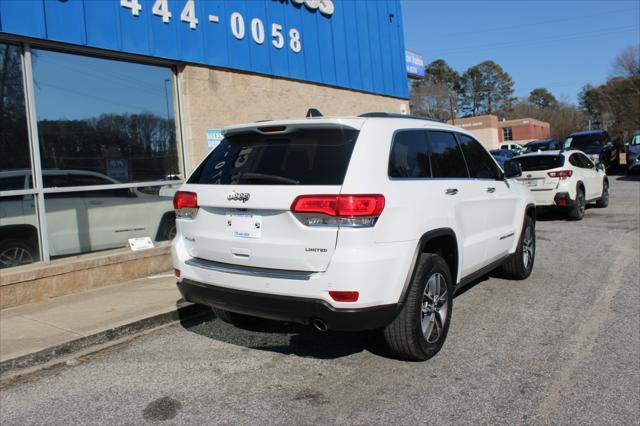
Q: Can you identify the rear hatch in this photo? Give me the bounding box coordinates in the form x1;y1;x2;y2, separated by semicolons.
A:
177;121;362;272
513;154;565;190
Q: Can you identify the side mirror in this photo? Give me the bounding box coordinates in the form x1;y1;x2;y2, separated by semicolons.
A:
596;163;605;172
504;160;522;179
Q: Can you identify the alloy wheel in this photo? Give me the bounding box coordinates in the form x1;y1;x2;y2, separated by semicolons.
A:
421;272;449;343
522;225;534;270
0;247;34;269
578;191;585;215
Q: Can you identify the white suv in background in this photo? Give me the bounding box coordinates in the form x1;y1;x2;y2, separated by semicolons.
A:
0;169;176;268
172;113;536;361
500;143;524;154
512;150;609;220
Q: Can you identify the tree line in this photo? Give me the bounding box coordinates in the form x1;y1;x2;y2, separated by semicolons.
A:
410;44;640;140
38;113;179;182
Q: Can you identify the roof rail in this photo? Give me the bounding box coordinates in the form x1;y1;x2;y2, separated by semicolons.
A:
358;112;443;122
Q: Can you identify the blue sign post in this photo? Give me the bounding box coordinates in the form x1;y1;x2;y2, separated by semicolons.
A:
405;50;425;79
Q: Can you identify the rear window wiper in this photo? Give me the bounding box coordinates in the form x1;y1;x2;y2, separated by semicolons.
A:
235;172;300;185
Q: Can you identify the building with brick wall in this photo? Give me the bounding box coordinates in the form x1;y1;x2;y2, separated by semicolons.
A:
448;115;551;150
498;118;551;145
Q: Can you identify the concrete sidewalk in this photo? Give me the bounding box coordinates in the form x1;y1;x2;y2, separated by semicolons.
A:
0;273;201;377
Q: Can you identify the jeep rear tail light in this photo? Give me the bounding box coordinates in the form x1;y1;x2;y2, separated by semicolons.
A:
290;194;385;228
547;170;573;180
173;191;198;219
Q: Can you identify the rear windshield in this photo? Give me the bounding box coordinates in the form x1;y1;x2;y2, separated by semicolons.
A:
514;155;564;171
565;134;604;149
188;127;359;185
525;142;551;152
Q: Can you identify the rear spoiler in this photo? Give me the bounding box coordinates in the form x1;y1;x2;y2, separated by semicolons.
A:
223;119;364;137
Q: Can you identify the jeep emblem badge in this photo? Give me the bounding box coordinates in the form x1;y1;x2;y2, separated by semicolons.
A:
227;191;250;203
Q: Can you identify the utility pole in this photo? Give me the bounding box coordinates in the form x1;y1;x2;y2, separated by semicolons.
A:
449;90;457;125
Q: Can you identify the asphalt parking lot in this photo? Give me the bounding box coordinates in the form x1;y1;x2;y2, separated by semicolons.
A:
1;174;638;425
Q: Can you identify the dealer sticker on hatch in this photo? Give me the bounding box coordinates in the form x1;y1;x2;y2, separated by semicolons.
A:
226;213;262;238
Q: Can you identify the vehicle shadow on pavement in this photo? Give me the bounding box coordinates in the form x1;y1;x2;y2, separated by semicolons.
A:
534;206;596;222
177;304;395;360
535;208;571;222
615;173;640;182
175;274;494;362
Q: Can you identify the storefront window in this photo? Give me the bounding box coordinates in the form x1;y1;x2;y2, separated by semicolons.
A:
31;49;180;185
0;43;40;269
0;43;31;180
1;44;182;266
27;49;182;260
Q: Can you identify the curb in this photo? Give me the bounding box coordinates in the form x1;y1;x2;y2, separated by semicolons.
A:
0;302;209;378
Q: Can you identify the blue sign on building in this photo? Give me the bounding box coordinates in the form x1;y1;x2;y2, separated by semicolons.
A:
405;50;425;79
0;0;409;99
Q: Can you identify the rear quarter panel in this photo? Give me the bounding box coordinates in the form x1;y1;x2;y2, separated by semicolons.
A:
339;119;463;283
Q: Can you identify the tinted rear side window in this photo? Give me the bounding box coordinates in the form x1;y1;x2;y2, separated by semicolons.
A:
457;133;502;180
514;155;564;171
389;130;430;178
427;131;469;178
567;134;604;149
568;154;582;167
188;127;359;185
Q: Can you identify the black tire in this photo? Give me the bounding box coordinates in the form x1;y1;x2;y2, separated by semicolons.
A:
568;186;586;221
157;215;176;241
501;215;535;280
0;239;38;269
383;254;453;361
212;308;261;326
595;180;609;208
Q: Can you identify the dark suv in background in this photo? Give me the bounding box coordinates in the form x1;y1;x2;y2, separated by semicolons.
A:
523;139;561;153
563;130;618;170
626;130;640;174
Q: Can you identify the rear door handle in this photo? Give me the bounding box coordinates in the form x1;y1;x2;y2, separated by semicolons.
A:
486;187;496;193
445;188;458;196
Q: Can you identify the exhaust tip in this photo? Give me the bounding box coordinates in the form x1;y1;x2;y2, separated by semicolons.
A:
312;318;328;332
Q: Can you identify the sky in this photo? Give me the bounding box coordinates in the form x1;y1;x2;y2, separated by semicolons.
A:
401;0;640;103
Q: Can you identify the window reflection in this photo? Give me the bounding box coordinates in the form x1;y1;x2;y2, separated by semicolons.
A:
45;184;178;259
32;49;180;185
0;43;31;182
0;195;40;268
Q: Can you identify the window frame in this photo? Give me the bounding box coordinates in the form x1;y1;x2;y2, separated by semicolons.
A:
0;37;186;267
503;127;513;141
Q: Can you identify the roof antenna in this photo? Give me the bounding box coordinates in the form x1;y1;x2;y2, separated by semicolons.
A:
306;108;323;118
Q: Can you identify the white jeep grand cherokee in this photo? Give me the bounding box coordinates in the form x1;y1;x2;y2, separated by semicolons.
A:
172;113;536;361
